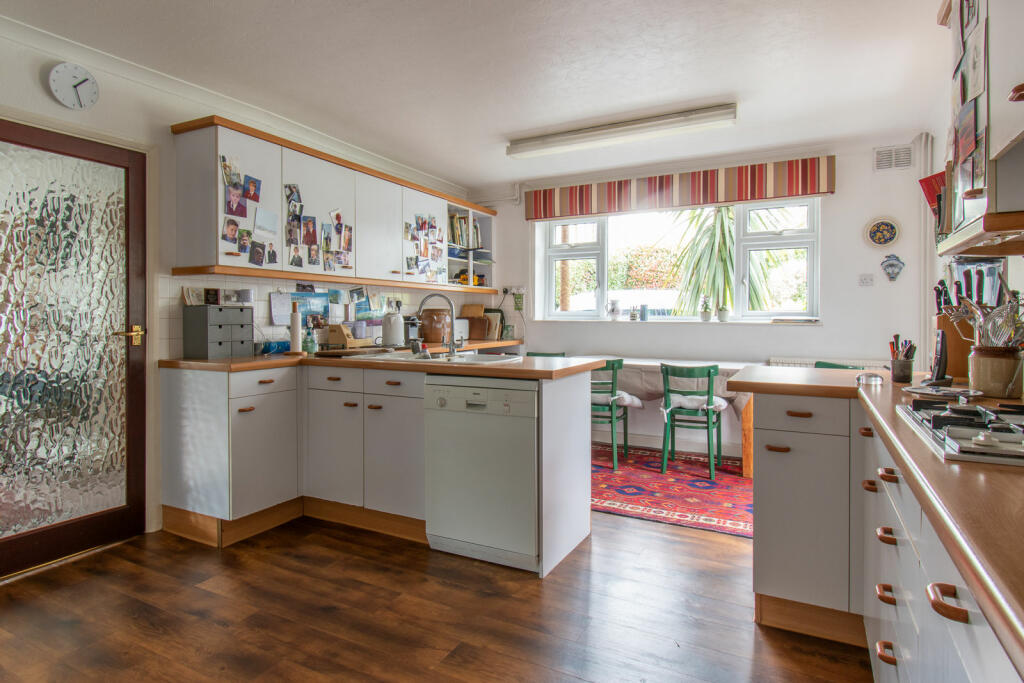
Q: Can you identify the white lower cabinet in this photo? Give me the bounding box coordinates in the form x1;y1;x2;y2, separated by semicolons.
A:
305;389;364;506
363;394;425;519
753;425;850;611
230;390;299;519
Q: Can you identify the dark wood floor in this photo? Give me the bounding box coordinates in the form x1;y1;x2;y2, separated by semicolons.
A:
0;512;871;682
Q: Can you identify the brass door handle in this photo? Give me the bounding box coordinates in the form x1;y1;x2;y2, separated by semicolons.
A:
1009;83;1024;102
112;325;146;346
927;582;970;623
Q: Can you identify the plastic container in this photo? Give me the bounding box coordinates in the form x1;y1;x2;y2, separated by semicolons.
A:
351;320;367;339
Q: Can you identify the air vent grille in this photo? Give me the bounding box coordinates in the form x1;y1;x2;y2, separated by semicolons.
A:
874;145;914;171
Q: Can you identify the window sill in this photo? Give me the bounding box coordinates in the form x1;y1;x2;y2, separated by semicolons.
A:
533;318;822;327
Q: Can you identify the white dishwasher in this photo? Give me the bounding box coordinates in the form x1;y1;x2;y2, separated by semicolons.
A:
424;375;539;572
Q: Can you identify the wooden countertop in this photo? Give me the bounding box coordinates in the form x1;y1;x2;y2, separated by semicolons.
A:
726;365;865;398
729;365;1024;676
158;353;605;381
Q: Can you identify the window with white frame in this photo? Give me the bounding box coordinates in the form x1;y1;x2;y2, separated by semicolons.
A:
539;197;819;320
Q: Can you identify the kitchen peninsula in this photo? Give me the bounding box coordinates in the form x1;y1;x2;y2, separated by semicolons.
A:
728;366;1024;682
159;353;604;577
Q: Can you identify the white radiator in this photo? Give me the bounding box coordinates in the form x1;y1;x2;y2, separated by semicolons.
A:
768;357;889;370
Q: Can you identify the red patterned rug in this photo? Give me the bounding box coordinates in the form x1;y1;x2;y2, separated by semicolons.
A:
591;443;752;538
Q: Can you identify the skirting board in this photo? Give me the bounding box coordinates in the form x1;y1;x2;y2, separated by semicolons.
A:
163;498;428;548
303;497;427;544
754;593;867;648
162;498;303;548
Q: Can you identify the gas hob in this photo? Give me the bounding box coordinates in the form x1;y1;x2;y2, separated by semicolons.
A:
896;398;1024;466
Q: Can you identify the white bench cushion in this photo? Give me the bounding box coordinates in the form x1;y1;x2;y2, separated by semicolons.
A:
668;394;728;412
591;391;643;409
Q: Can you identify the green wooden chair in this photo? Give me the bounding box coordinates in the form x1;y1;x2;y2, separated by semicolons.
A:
813;361;864;369
526;351;566;357
591;359;629;470
660;363;726;479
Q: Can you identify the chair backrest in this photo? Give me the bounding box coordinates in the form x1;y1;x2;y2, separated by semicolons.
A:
660;363;719;408
592;358;623;396
814;361;864;370
526;351;566;357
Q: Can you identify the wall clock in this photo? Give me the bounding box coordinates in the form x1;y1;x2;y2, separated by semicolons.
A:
865;217;899;247
48;62;100;110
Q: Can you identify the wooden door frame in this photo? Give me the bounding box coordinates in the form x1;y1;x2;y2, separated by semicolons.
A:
0;118;147;577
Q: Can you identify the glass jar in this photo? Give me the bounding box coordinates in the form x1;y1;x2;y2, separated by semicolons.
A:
968;346;1023;398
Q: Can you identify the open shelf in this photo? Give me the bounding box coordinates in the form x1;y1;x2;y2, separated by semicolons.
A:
935;211;1024;256
171;265;500;295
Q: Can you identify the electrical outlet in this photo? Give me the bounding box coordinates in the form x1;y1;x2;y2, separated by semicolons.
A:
858;273;874;287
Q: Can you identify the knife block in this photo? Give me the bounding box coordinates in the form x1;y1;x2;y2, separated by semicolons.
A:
936;315;973;383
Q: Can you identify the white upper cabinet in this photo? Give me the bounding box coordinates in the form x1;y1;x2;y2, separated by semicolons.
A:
354;174;403;281
215;127;284;270
280;148;356;276
400;187;448;284
988;0;1024;160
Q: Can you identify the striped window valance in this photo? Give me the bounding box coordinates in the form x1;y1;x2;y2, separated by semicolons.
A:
524;155;836;221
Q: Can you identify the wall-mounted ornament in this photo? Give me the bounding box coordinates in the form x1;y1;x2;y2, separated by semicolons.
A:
865;217;900;247
880;254;905;282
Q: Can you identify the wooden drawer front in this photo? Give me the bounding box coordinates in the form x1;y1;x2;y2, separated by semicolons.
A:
754;394;849;436
753;429;850;611
229;367;297;398
307;366;363;392
917;515;1019;683
364;369;424;398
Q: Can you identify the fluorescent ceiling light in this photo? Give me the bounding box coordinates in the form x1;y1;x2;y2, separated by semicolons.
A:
506;103;737;159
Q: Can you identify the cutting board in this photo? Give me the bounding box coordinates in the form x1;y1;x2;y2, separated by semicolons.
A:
460;303;486;318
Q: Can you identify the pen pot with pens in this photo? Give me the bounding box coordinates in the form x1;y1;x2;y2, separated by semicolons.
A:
936;261;1024;399
889;336;915;383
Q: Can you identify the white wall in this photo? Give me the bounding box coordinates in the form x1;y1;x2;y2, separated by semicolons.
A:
490;144;928;364
0;18;473;532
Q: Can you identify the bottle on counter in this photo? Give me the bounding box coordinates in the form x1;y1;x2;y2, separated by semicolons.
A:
302;325;317;354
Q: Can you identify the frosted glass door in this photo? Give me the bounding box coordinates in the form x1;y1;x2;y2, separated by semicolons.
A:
0;120;146;575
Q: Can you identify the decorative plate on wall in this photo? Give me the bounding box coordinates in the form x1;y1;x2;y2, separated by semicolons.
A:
865;217;900;247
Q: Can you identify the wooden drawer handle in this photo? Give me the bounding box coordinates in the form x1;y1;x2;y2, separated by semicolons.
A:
343;402;359;408
367;404;383;410
390;270;401;274
862;479;878;492
258;378;275;384
785;410;813;418
326;376;342;382
876;526;898;545
385;380;402;386
927;582;969;623
859;427;874;437
340;265;353;270
875;641;897;666
877;466;899;483
764;444;791;453
1009;83;1024;102
238;406;255;413
962;188;984;199
405;271;415;275
224;251;241;257
875;583;896;606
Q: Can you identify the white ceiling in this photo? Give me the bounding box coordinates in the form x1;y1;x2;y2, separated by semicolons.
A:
2;0;948;192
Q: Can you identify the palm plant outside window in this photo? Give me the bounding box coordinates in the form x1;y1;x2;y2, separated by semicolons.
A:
541;197;818;320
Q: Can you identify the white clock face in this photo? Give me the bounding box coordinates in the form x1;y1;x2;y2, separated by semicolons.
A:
48;62;99;110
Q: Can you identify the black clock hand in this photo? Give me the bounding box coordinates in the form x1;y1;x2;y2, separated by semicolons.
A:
72;78;89;88
73;87;83;108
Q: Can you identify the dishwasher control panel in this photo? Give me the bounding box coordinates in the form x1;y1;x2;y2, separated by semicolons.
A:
425;385;536;418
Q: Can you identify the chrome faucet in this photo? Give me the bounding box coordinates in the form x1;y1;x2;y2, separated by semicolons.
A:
417;293;457;356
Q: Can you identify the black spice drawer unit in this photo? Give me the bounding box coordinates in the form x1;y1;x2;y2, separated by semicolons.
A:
183;305;254;359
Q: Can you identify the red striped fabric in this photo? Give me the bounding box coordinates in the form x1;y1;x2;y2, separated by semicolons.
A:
523;155;835;220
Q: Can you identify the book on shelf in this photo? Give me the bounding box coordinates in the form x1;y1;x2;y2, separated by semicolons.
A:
447;213;473;248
